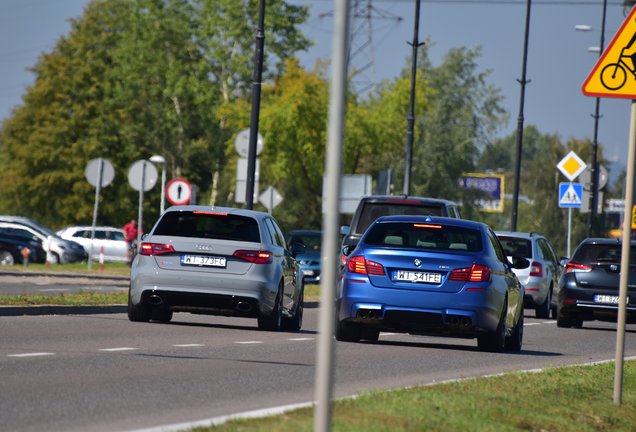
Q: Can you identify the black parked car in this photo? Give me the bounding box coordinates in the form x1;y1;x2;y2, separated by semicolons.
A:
0;233;47;265
557;238;636;328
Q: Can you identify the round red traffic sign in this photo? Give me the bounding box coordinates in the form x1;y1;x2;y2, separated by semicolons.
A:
166;178;192;206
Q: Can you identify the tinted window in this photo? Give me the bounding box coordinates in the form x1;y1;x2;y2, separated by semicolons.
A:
572;243;636;264
265;218;286;248
288;233;322;251
153;211;260;242
498;236;532;258
356;203;447;235
364;222;482;252
488;230;508;264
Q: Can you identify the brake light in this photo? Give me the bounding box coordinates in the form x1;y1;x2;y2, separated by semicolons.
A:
347;255;386;276
449;264;491;282
233;250;272;264
139;243;175;256
565;261;592;273
413;223;442;229
529;261;543;277
193;210;228;216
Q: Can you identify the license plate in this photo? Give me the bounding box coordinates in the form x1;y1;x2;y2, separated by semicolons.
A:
594;294;629;304
181;255;226;267
394;270;442;284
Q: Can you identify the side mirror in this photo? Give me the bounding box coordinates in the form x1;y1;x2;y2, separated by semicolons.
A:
510;256;530;270
340;225;350;236
342;245;355;257
559;257;569;267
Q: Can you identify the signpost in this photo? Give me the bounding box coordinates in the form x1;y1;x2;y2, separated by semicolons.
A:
166;178;192;206
557;151;586;257
128;160;158;244
85;158;114;271
458;173;505;213
582;5;636;405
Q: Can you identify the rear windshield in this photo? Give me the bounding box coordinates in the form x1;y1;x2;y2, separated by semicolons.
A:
364;222;482;252
355;202;447;235
153;211;260;242
498;237;532;258
572;244;636;264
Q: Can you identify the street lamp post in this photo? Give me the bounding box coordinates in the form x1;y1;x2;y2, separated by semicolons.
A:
575;0;608;237
150;155;166;214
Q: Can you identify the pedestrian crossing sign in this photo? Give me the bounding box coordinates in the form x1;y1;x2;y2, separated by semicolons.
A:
559;183;583;208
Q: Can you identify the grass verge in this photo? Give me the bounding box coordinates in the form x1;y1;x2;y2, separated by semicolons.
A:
194;360;636;431
6;262;131;276
0;291;128;306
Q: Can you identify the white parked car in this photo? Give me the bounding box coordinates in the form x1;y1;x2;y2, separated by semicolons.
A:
57;226;129;263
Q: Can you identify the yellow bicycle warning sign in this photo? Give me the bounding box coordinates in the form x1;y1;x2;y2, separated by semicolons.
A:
583;7;636;99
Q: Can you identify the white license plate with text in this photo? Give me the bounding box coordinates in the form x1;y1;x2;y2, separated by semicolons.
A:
181;255;226;267
594;294;629;304
394;271;442;284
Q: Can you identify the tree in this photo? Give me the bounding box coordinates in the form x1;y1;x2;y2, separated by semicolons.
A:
0;0;310;229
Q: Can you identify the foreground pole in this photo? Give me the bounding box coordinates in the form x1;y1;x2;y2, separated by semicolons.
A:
314;1;350;431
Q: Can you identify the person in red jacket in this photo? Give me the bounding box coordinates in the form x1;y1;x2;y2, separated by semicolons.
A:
122;219;139;248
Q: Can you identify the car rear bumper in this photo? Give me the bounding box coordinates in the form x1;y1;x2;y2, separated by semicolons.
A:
557;285;636;322
337;279;504;335
130;266;278;316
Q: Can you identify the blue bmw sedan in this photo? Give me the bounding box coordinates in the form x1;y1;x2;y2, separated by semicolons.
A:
336;216;528;352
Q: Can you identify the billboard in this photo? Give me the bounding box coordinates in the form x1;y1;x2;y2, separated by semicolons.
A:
458;173;505;213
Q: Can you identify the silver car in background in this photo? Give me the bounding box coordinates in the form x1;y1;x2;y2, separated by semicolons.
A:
128;206;304;331
496;231;562;319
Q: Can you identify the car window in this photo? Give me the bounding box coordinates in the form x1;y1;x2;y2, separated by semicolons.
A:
487;230;508;264
153;211;260;242
289;233;322;251
539;238;558;264
111;231;125;241
364;222;482;252
265;218;286;248
498;236;532;258
572;243;636;264
356;202;447;235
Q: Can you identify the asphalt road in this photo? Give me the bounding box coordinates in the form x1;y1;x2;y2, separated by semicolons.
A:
2;305;635;432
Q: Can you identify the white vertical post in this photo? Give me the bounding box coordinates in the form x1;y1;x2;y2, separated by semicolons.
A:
314;1;350;431
613;100;636;404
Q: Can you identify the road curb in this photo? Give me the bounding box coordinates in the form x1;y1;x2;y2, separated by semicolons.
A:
0;305;127;316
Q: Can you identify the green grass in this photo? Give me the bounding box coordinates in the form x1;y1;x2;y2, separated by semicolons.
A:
193;361;636;431
7;262;131;276
0;291;128;306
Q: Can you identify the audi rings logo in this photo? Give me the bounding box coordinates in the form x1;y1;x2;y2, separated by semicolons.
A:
195;244;213;251
414;259;422;267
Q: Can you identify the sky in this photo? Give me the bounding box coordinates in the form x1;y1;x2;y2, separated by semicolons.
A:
0;0;632;183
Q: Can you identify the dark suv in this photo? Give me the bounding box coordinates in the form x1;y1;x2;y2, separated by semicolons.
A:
557;238;636;328
340;195;461;254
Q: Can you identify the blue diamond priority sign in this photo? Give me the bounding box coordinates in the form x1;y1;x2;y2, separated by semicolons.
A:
558;183;583;208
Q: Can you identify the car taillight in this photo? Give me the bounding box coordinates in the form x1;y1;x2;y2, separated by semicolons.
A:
565;261;592;273
449;264;491;282
233;250;272;264
347;255;386;276
139;242;175;256
529;261;543;277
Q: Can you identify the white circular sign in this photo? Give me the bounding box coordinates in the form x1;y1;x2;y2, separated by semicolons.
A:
234;128;264;158
85;158;115;188
127;160;158;192
166;178;192;205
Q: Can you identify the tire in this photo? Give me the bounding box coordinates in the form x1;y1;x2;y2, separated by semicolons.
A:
600;63;627;90
335;320;361;342
556;312;582;328
0;250;15;265
258;285;283;331
282;288;304;332
127;292;151;322
360;327;380;343
478;304;506;352
48;252;60;265
535;288;551;319
151;308;173;323
505;306;524;351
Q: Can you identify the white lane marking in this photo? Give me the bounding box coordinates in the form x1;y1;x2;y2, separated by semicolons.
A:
288;337;313;341
173;344;205;347
8;352;55;358
235;341;263;345
524;323;542;326
99;347;137;352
